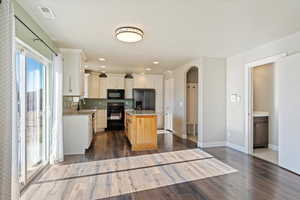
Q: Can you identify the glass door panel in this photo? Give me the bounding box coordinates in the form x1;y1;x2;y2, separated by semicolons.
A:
16;46;49;186
25;56;46;178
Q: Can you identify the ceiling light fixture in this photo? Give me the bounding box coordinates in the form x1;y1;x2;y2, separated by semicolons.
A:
98;58;106;61
145;67;152;71
153;61;159;65
115;26;144;43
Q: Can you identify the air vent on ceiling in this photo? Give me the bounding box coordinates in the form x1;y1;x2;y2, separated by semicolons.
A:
38;6;55;19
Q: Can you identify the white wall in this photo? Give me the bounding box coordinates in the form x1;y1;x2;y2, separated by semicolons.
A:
253;64;278;147
170;57;227;147
227;31;300;150
277;53;300;174
202;58;227;146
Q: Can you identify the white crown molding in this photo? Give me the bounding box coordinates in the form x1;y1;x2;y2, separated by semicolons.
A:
59;48;87;61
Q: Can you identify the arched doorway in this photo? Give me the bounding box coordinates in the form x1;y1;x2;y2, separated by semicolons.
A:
186;67;199;143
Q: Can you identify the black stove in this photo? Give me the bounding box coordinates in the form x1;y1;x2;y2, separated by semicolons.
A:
106;102;124;131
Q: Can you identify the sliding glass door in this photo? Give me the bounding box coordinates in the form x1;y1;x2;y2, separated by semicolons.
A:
16;45;49;186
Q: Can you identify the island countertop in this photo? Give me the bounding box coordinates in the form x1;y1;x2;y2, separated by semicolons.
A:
63;109;96;116
125;110;157;116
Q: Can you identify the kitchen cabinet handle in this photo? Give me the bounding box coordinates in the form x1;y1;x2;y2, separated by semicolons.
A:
69;76;72;92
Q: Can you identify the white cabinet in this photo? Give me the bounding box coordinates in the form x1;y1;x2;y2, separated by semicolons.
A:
108;74;124;89
99;77;108;98
83;73;90;98
133;74;146;88
88;73;100;98
61;49;85;96
125;78;134;99
96;109;107;131
63;114;93;155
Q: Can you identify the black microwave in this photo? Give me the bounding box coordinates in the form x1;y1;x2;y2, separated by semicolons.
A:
107;89;125;99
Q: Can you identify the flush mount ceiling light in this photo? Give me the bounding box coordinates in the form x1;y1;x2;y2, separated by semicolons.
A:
153;61;159;65
98;58;106;61
145;67;152;71
115;26;144;43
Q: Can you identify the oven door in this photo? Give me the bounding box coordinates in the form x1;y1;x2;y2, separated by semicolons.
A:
107;89;125;99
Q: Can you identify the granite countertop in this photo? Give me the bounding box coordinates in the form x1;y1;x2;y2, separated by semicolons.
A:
63;109;97;116
253;111;269;117
126;110;157;116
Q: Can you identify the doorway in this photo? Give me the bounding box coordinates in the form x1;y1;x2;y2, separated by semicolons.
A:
186;67;198;143
164;78;174;132
16;42;50;187
245;53;286;165
251;64;278;164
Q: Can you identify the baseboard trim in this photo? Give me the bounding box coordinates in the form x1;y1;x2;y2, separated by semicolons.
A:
226;142;247;153
268;144;279;151
200;141;227;148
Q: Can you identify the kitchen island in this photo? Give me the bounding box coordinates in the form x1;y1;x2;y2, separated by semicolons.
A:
63;110;96;155
125;111;157;151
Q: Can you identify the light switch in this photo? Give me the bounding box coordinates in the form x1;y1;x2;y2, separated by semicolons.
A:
179;101;183;107
231;94;237;103
236;95;241;103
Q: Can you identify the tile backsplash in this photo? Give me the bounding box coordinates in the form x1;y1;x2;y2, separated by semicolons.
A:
63;97;134;110
80;98;133;110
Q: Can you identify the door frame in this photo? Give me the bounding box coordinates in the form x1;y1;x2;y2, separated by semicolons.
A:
244;53;286;155
164;78;174;132
16;38;51;188
184;66;204;147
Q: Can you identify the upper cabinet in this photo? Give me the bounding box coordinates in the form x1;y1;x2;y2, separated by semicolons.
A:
108;74;124;89
61;48;86;96
125;78;134;99
88;73;100;98
99;77;108;98
133;74;162;90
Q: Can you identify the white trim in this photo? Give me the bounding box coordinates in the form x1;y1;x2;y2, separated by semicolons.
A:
183;65;204;148
226;142;247;153
16;37;51;64
268;144;279;151
244;53;287;155
59;48;87;61
199;141;226;148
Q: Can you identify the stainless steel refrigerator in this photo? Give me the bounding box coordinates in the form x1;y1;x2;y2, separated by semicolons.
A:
133;89;156;110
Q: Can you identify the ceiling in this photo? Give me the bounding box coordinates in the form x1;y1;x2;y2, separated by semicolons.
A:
17;0;300;74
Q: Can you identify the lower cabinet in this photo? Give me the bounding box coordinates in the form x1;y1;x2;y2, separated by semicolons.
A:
253;116;269;148
63;114;93;155
95;109;107;132
125;113;157;151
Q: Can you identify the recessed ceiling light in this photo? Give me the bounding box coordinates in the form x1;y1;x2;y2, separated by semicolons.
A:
115;26;144;43
98;58;106;62
153;61;159;65
145;67;152;71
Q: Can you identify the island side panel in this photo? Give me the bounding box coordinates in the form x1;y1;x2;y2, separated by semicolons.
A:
132;115;157;151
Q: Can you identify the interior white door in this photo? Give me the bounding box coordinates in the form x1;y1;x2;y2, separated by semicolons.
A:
277;53;300;174
164;78;174;131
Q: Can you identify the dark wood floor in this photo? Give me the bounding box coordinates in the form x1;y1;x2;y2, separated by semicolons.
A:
64;131;300;200
63;131;197;164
